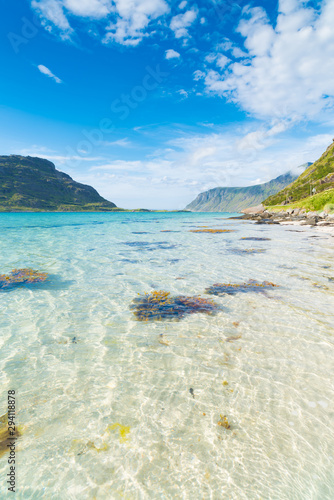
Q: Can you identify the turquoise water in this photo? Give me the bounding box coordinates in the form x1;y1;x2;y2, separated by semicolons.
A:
0;212;333;499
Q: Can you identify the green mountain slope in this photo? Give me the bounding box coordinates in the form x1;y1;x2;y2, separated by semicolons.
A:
185;168;309;212
0;155;117;211
264;141;334;207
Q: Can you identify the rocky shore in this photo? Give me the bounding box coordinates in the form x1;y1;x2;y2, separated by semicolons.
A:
233;204;334;228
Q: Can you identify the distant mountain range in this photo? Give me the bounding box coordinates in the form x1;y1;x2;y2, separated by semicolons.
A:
0;155;117;211
185;165;311;212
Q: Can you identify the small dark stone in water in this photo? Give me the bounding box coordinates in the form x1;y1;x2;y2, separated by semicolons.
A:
240;237;271;241
189;388;195;398
72;337;77;344
229;248;266;255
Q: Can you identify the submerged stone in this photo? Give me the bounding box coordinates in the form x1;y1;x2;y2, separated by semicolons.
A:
130;290;219;321
240;237;271;241
205;280;279;296
229;248;266;255
0;268;48;290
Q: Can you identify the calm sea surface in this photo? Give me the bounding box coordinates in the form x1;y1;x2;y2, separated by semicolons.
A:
0;212;333;499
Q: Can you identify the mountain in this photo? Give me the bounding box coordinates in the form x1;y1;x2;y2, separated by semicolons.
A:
0;155;117;211
185;167;310;212
264;140;334;209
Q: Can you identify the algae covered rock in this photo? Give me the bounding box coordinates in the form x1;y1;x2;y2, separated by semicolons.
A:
0;268;48;290
130;290;219;321
205;280;278;296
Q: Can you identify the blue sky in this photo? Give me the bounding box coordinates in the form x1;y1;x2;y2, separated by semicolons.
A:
1;0;334;209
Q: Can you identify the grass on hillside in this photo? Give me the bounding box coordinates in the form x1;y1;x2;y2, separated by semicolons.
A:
265;188;334;213
264;141;334;206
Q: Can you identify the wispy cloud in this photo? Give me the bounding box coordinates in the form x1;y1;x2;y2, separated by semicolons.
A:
102;138;131;147
76;127;333;209
37;64;62;83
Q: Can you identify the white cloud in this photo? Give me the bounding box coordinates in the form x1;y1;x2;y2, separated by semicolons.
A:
67;126;333;209
199;1;334;122
37;64;62;83
204;53;216;63
179;1;187;9
177;89;189;98
63;0;112;18
170;8;198;38
165;49;181;59
31;0;169;46
216;54;230;69
193;69;205;80
104;0;169;46
32;0;73;38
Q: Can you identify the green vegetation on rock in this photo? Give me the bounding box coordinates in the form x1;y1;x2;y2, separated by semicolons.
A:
0;155;117;211
265;189;334;214
264;141;334;208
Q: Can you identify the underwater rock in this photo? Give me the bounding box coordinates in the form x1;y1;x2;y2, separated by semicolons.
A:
240;237;271;241
130;290;219;321
225;335;242;342
0;269;48;290
124;241;177;251
205;280;278;296
229;248;266;255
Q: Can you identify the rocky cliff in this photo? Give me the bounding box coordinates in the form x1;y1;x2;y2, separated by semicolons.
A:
0;155;117;211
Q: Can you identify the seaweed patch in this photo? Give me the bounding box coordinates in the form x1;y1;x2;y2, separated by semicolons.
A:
189;229;234;234
0;413;22;459
0;269;48;290
107;423;131;444
217;414;231;429
130;290;219;321
205;280;278;296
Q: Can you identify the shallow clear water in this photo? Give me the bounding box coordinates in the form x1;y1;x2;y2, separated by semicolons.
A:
0;212;333;499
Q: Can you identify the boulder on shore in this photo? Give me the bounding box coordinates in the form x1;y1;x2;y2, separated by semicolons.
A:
241;204;265;215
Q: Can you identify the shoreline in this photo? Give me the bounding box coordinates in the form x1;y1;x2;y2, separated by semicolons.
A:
233;206;334;234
